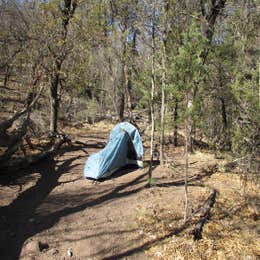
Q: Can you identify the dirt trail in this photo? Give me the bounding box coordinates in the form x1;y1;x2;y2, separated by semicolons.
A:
0;132;219;260
0;133;148;260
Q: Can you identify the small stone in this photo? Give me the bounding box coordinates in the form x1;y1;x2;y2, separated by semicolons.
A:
67;248;73;257
24;241;40;253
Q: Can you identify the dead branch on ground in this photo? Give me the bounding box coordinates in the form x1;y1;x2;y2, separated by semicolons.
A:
191;189;217;240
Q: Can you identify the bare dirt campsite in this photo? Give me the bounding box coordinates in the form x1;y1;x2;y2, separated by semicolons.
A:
0;0;259;260
0;122;259;259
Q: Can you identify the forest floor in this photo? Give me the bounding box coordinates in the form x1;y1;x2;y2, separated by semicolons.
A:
0;122;259;260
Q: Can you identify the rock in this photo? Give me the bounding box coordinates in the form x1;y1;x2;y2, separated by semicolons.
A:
67;248;73;257
24;241;40;253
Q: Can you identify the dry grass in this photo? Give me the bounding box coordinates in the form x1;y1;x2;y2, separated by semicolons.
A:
144;172;260;260
63;120;114;137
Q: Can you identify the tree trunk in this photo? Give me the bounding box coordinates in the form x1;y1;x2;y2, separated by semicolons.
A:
184;94;192;222
220;97;227;129
48;0;77;135
148;0;156;185
124;63;133;121
3;65;10;89
187;121;193;152
122;26;134;122
200;0;227;61
173;99;178;146
160;10;167;165
184;120;189;223
118;92;125;122
49;75;59;135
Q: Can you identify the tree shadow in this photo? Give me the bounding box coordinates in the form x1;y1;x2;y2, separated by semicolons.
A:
0;146;210;260
0;155;81;260
86;164;141;183
102;222;190;259
0;154;148;259
154;167;218;188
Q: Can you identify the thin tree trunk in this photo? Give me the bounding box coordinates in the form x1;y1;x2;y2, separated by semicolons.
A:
184;94;192;222
160;0;169;165
124;63;133;121
184;114;189;223
48;0;77;135
160;24;167;165
118;92;125;122
148;0;156;185
186;94;193;152
220;97;227;129
50;74;59;135
173;99;178;146
3;65;10;89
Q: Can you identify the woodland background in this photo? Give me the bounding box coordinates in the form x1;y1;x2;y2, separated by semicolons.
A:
0;1;259;258
0;0;259;174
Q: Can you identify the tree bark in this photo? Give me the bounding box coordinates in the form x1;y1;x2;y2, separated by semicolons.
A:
184;117;189;223
124;63;133;121
220;97;227;129
160;49;166;164
184;93;193;222
48;0;77;135
49;76;59;135
160;1;168;165
173;99;178;146
200;0;227;60
148;0;156;185
118;92;125;122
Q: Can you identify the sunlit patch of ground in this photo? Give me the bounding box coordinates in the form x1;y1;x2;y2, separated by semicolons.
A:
145;172;260;259
1;124;259;259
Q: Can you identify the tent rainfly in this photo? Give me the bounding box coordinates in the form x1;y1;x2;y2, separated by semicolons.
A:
83;122;144;180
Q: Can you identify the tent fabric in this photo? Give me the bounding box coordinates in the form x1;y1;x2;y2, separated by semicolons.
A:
84;122;144;180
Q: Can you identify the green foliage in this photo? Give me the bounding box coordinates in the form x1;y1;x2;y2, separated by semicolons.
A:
0;0;259;172
173;23;206;92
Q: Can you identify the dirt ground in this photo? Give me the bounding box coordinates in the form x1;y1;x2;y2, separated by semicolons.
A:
0;124;259;260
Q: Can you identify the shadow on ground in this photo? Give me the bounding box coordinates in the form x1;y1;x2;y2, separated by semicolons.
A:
0;147;148;259
0;143;217;259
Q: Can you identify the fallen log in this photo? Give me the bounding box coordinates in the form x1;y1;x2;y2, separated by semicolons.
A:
191;189;217;240
0;116;30;162
0;135;67;172
0;85;44;137
104;189;218;260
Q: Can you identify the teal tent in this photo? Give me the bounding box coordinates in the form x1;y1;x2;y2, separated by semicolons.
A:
84;122;144;179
